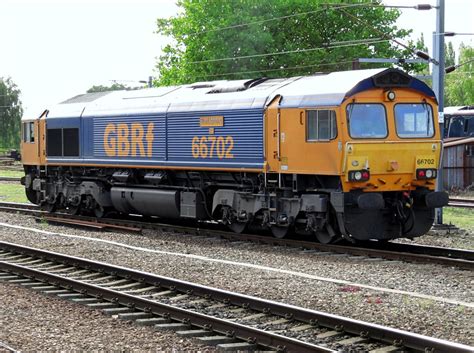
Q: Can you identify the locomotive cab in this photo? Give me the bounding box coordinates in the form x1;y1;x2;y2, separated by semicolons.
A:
340;75;448;240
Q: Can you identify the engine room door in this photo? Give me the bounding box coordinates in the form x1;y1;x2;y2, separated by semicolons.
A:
265;96;282;173
38;110;47;165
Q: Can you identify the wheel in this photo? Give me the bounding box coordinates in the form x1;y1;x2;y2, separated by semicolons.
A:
66;205;81;215
315;230;334;244
41;202;56;213
25;188;39;204
227;221;248;234
94;205;106;218
270;225;290;239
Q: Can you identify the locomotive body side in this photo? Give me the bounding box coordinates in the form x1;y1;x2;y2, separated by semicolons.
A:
21;69;448;243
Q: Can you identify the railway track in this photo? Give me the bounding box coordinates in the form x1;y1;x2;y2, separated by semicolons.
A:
0;341;17;353
1;242;472;353
0;176;20;182
448;198;474;209
0;201;473;270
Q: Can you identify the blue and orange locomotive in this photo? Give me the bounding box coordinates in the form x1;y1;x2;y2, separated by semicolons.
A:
21;68;448;243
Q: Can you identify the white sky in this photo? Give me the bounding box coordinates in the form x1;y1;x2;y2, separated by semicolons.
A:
0;0;472;118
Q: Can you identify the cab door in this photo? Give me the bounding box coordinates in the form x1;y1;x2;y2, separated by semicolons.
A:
21;119;39;166
21;110;47;166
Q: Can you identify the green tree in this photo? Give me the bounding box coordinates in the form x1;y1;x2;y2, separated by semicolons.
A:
445;42;456;68
0;77;23;150
155;0;423;86
445;44;474;106
87;83;129;93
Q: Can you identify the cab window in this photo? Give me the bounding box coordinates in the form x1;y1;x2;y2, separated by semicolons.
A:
306;110;337;141
23;122;35;143
346;103;387;138
395;103;434;138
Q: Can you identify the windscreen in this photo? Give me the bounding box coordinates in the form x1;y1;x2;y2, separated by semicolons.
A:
346;103;387;138
395;103;434;138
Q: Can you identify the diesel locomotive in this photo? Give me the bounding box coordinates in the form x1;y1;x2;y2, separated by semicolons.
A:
21;68;448;243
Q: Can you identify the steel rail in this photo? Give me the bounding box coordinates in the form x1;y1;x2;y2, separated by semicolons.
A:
0;202;472;270
448;197;474;208
0;176;21;182
1;241;472;353
0;341;18;353
363;241;474;261
448;200;474;209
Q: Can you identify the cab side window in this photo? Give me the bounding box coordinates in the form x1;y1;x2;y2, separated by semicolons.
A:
23;122;35;143
306;110;337;141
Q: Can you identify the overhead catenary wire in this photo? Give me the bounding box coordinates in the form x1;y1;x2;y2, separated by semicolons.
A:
195;60;359;79
180;2;434;38
181;2;374;37
188;38;389;65
336;6;436;64
445;58;474;73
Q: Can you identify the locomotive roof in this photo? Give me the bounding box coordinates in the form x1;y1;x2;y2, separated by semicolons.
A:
42;68;436;119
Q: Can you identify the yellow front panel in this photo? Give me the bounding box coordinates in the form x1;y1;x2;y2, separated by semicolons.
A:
342;141;441;191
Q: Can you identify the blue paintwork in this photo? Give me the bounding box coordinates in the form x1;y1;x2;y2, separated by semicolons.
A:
46;108;265;170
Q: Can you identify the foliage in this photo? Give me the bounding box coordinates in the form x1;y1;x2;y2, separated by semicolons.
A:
443;207;474;231
445;42;455;68
0;77;23;150
445;44;474;106
154;0;424;86
0;183;28;203
87;82;142;93
0;169;24;178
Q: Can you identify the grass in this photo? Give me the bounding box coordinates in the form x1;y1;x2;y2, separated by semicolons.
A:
442;207;474;230
0;169;24;178
0;183;28;203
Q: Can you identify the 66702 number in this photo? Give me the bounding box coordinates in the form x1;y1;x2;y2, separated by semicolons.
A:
191;136;234;159
417;158;435;165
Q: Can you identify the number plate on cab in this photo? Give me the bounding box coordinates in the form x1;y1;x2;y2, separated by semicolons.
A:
415;155;436;168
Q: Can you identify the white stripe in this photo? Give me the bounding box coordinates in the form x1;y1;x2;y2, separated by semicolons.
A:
0;221;472;308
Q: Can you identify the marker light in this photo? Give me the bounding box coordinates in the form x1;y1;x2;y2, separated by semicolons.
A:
416;168;437;180
349;170;370;182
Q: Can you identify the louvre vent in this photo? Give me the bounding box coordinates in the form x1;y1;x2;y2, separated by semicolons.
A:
372;69;412;88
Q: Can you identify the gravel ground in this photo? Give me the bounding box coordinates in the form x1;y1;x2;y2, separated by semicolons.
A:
0;211;473;349
395;227;474;250
0;282;214;352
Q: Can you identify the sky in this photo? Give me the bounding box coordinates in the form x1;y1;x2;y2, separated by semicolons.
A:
0;0;472;118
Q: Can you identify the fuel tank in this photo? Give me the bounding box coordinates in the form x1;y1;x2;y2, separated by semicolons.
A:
111;187;180;218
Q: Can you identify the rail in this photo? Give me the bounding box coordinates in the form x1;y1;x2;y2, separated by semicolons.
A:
448;198;474;209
